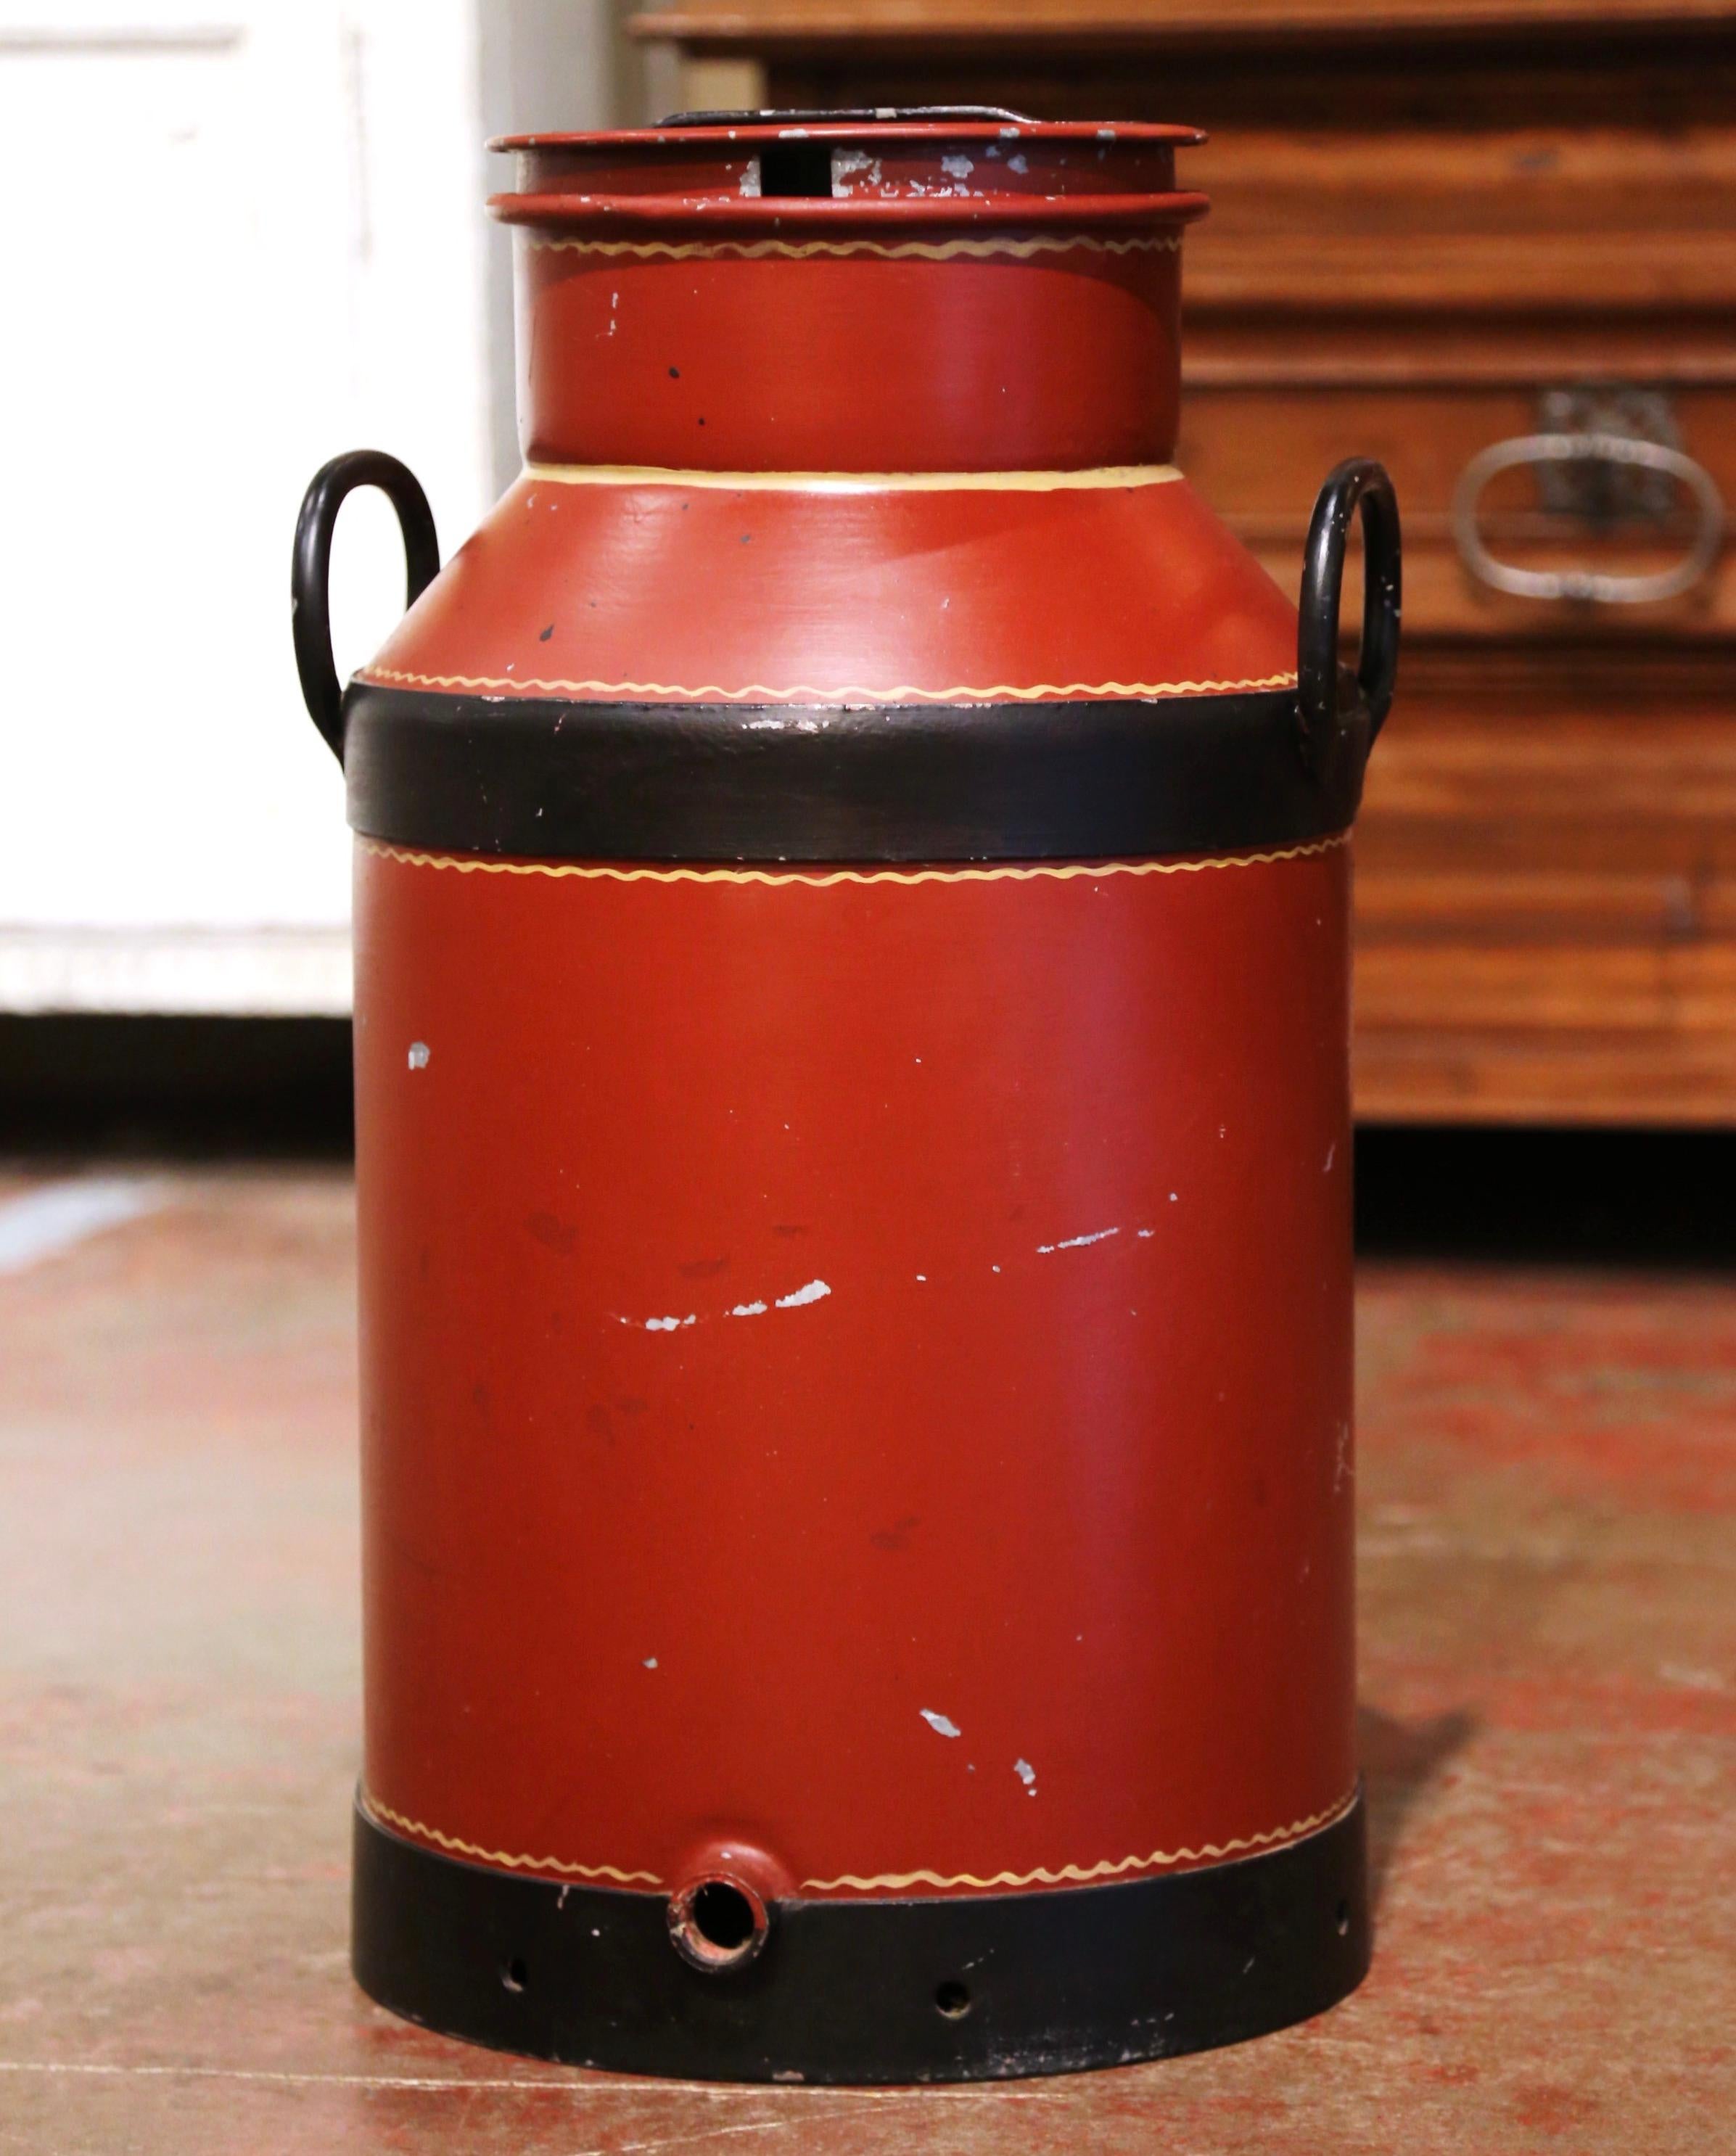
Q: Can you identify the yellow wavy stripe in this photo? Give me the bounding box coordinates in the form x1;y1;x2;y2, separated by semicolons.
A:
360;834;1345;888
798;1787;1359;1894
363;1793;665;1884
363;1783;1357;1896
360;665;1299;705
530;233;1180;263
519;461;1182;495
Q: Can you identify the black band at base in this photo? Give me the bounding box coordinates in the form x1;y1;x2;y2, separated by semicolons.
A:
352;1793;1369;2083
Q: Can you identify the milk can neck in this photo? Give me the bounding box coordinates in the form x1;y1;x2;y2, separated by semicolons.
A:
491;118;1207;477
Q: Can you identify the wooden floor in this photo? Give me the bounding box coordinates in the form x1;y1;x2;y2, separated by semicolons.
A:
1;1166;1732;2154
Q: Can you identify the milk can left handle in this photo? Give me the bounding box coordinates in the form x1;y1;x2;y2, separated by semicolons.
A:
292;450;440;762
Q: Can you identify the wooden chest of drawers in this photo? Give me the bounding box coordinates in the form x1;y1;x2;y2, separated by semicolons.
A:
634;1;1736;1122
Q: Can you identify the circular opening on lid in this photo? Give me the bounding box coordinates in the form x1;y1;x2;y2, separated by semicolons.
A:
934;1979;972;2019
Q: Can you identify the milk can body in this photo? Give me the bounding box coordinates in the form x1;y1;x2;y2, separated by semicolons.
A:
292;111;1400;2083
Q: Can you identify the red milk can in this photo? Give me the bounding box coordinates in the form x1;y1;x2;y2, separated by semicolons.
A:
292;107;1399;2083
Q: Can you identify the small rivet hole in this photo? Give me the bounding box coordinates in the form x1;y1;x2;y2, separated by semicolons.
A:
1335;1898;1351;1937
935;1980;972;2019
501;1957;528;1992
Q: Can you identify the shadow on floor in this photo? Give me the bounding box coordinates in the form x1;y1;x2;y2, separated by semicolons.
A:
1355;1124;1736;1269
0;1015;353;1159
1357;1702;1476;1914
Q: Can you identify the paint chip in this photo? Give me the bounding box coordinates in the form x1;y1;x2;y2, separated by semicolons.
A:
643;1655;658;1669
407;1042;430;1070
920;1709;961;1739
1014;1758;1037;1792
1036;1227;1119;1255
645;1314;696;1332
727;1299;768;1317
774;1279;831;1309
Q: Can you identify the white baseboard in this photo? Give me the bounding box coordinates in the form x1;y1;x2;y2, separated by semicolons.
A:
0;929;353;1016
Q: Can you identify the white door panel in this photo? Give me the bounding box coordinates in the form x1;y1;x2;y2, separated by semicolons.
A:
0;1;494;1009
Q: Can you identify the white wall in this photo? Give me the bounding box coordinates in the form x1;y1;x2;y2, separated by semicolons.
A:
0;0;620;1014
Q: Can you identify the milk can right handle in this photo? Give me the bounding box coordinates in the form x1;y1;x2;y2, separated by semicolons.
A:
292;450;440;762
1297;458;1402;762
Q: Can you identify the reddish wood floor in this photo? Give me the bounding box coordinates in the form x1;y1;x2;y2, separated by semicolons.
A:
1;1168;1731;2152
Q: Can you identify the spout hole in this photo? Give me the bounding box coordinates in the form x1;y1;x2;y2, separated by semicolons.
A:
692;1881;756;1951
501;1957;528;1993
760;142;834;198
935;1980;972;2019
668;1874;769;1972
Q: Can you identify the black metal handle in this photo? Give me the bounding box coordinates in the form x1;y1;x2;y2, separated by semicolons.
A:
292;450;439;762
1298;458;1402;762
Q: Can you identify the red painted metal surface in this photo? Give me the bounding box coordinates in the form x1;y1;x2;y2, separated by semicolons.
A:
490;120;1203;475
340;113;1365;1957
353;839;1356;1898
365;475;1297;704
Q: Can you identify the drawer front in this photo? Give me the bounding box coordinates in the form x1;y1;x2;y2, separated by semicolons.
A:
1178;381;1735;642
1352;651;1736;1124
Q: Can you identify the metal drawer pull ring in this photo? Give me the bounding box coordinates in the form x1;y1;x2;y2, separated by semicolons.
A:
1452;432;1724;606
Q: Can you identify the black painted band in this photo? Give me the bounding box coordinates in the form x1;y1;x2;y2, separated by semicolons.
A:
352;1791;1369;2083
342;679;1370;863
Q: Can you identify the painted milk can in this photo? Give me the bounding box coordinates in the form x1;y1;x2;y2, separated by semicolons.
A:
292;107;1400;2083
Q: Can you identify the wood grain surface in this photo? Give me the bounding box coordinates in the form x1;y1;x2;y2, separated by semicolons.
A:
629;4;1736;1124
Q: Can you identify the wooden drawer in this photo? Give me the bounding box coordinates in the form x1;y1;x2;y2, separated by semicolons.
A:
1178;379;1736;641
633;0;1736;1123
1354;649;1736;1123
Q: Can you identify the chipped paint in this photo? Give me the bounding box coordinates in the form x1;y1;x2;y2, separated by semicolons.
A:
1014;1758;1037;1793
774;1279;830;1309
1037;1227;1119;1254
406;1042;429;1071
625;1279;832;1330
736;159;761;198
830;149;884;196
920;1709;962;1738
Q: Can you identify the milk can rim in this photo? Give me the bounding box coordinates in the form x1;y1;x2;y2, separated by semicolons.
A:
489;119;1205;152
487;190;1210;231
